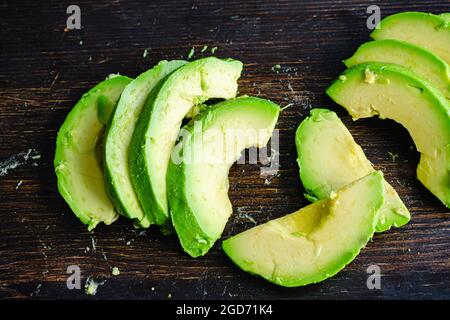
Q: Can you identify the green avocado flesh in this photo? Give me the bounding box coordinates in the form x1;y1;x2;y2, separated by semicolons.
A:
55;75;132;231
296;109;410;232
130;57;243;229
371;12;450;65
167;96;280;257
104;60;187;228
441;13;450;21
223;172;384;287
327;63;450;207
344;39;450;99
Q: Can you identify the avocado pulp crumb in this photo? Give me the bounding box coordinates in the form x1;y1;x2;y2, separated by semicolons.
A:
272;64;281;73
364;68;376;84
84;277;104;296
111;267;120;276
15;180;23;189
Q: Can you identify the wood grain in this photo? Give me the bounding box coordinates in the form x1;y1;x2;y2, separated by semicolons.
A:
0;0;449;299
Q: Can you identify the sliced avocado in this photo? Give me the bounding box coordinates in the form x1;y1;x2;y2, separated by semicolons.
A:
344;39;450;99
371;12;450;65
441;13;450;21
104;60;187;228
296;108;410;232
130;57;243;230
167;96;280;257
55;75;132;231
223;171;384;287
327;62;450;207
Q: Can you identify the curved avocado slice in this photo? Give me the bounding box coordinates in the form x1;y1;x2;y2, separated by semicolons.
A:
223;171;384;287
344;39;450;99
296;109;410;232
441;13;450;21
326;62;450;208
167;96;280;257
371;12;450;65
104;60;187;228
130;57;243;230
55;75;132;231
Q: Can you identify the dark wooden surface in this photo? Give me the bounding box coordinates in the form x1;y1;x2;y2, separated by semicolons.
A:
0;0;449;300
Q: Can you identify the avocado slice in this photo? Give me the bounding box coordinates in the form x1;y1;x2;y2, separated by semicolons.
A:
55;75;132;231
371;12;450;65
104;60;187;228
441;13;450;21
344;39;450;99
296;108;410;232
327;62;450;207
223;171;384;287
130;57;243;230
167;96;280;257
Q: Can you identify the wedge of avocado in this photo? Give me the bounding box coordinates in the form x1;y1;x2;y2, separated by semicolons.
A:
296;108;410;232
371;12;450;65
223;171;384;287
104;60;187;228
344;39;450;99
130;57;243;230
167;96;280;257
441;13;450;21
327;63;450;207
55;75;132;231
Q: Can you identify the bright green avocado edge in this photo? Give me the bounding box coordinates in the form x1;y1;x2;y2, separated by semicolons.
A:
326;62;450;208
54;75;132;231
343;39;450;99
103;60;187;229
222;172;384;287
129;57;243;232
295;108;410;232
167;96;280;257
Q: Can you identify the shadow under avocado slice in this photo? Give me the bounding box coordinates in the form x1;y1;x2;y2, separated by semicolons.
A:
296;108;410;232
54;75;132;231
223;172;384;287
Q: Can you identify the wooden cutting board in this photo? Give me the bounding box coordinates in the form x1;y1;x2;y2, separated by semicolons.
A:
0;0;448;299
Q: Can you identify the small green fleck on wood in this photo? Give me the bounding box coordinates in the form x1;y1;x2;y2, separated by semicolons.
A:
387;151;399;162
187;47;195;59
111;267;120;276
272;64;281;73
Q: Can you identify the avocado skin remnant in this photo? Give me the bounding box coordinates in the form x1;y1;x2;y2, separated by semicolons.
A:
167;96;280;257
223;172;384;287
129;57;243;231
296;108;410;232
55;75;132;231
327;62;450;208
